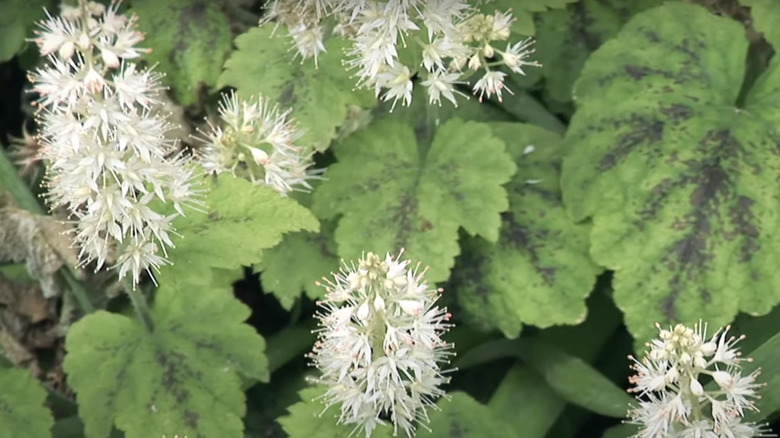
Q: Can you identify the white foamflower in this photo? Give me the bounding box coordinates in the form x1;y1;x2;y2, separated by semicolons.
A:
196;91;323;195
260;1;541;107
627;322;774;438
30;1;199;286
473;70;512;102
500;38;541;75
421;70;465;106
309;250;454;438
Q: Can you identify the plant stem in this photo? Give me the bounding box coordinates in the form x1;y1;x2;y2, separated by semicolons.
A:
266;322;315;373
123;277;154;333
61;267;95;313
0;149;95;313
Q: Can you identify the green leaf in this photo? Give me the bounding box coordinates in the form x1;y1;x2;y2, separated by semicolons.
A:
256;219;339;310
279;387;513;438
0;366;54;438
265;325;316;373
560;2;780;345
602;424;640;438
488;365;564;438
520;338;632;418
312;118;516;282
51;416;124;438
741;330;780;423
0;0;48;62
457;338;633;418
64;284;268;438
211;267;246;290
739;0;780;50
218;27;376;151
534;0;663;102
132;0;231;106
424;391;516;437
155;174;319;289
484;292;624;437
454;123;601;338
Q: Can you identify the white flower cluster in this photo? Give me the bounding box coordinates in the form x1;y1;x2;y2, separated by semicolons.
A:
262;0;540;108
309;251;454;437
627;322;773;438
29;1;199;286
197;91;322;196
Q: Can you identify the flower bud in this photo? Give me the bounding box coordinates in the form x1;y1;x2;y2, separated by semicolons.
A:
690;378;704;396
468;54;481;71
77;32;91;50
356;301;370;322
58;41;75;60
101;49;120;68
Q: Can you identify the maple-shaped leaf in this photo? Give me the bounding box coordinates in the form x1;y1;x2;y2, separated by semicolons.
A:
218;26;375;151
561;2;780;344
0;366;53;438
738;0;780;50
133;0;232;106
312;118;516;282
278;387;513;438
256;218;340;310
155;174;319;289
534;0;663;102
63;282;268;438
454;123;601;338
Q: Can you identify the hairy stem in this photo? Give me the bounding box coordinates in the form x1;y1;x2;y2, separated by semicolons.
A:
124;277;154;333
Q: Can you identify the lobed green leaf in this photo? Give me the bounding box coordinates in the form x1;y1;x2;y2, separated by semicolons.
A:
454;122;601;338
155;174;319;289
0;366;54;438
132;0;232;106
256;219;340;310
739;0;780;51
64;282;268;438
534;0;663;102
561;2;780;345
312;118;516;282
218;26;376;151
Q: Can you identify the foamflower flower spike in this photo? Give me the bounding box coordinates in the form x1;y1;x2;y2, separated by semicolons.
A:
29;0;200;286
308;250;455;437
627;321;774;438
261;0;541;107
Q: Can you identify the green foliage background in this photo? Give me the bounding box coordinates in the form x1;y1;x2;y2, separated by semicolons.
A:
2;0;780;437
